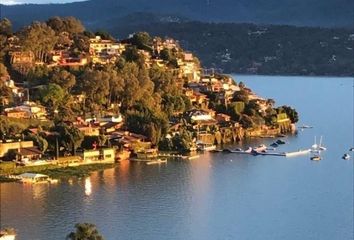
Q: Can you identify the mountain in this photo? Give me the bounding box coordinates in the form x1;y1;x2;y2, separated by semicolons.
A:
1;0;353;30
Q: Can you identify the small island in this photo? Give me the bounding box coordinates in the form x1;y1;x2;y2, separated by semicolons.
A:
0;17;298;181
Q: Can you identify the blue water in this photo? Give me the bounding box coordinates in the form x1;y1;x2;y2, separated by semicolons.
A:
1;75;353;240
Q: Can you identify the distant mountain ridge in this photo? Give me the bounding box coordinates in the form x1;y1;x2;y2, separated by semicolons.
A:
1;0;353;29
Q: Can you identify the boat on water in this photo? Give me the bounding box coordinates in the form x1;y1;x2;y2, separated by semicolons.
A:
285;149;311;157
197;142;217;151
349;148;354;152
342;154;350;160
300;124;313;129
311;136;327;152
310;155;321;161
270;142;278;148
276;139;286;145
16;173;58;184
146;159;167;165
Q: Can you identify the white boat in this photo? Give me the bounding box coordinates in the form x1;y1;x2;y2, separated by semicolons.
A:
342;154;350;160
197;142;217;151
300;124;313;129
146;159;167;165
349;148;354;152
318;136;327;150
311;136;327;152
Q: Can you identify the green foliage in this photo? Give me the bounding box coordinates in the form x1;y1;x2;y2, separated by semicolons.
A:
0;18;12;36
171;129;194;152
126;105;168;145
66;223;104;240
278;105;299;123
24;133;48;152
51;122;84;156
0;116;26;140
49;69;76;91
47;16;85;34
233;89;249;103
19;21;57;61
131;32;153;52
40;83;65;113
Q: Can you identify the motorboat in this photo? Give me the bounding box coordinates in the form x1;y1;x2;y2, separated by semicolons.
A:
311;155;321;161
300;124;313;129
276;139;286;145
197;142;217;151
349;148;354;152
342;154;350;160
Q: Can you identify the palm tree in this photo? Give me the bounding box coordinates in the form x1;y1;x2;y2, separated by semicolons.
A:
66;223;104;240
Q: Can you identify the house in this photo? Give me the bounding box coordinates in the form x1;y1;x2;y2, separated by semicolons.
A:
76;124;100;136
4;101;47;119
186;109;214;122
0;141;34;158
89;36;125;56
16;147;42;163
9;51;34;65
216;113;231;123
82;148;115;163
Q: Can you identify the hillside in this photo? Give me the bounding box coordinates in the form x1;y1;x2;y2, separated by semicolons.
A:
1;0;353;29
106;20;354;76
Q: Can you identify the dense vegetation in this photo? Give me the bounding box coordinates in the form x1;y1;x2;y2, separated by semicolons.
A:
107;20;354;76
1;0;353;28
0;17;299;158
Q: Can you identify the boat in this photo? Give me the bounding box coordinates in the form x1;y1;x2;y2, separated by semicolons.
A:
276;139;286;145
342;154;350;160
146;159;167;165
17;173;58;184
197;142;217;151
318;136;327;151
253;144;267;152
300;124;313;129
311;136;327;152
349;148;354;152
310;155;321;161
222;148;232;153
270;142;278;148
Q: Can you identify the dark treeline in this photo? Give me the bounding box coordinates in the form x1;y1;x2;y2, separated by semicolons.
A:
106;20;354;76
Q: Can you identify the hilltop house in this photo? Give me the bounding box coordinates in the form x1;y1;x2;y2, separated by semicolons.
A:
4;101;47;120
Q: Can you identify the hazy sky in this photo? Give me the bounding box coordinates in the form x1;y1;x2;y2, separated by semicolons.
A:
2;0;87;5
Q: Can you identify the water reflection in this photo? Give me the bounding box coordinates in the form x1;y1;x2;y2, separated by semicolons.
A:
84;178;92;196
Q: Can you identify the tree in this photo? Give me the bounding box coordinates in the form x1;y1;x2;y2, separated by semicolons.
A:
47;17;85;34
280;105;299;123
131;32;153;52
49;69;76;91
78;69;110;112
0;18;12;36
52;123;84;156
0;62;9;78
66;223;104;240
19;21;57;62
40;83;66;113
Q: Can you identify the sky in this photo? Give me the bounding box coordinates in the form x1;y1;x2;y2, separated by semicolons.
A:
1;0;87;5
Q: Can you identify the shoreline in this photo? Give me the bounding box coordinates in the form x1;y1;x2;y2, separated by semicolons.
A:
0;163;118;183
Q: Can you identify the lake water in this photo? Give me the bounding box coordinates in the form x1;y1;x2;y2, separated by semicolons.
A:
1;75;353;240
